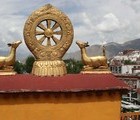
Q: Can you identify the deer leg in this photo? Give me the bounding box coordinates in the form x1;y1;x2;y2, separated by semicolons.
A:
98;65;108;69
83;65;93;71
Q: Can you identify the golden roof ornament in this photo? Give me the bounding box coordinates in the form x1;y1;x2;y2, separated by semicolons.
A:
24;4;74;76
0;40;22;75
76;40;110;74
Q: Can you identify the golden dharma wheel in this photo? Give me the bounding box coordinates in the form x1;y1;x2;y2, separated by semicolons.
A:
23;4;74;61
23;4;74;76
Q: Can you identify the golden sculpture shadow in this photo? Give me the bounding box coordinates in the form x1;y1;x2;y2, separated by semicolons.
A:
76;40;111;74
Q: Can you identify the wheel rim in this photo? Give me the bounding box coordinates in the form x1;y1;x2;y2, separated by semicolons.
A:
24;4;74;60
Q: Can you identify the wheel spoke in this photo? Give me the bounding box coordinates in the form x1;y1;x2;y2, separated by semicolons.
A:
46;20;51;28
53;30;62;35
52;36;60;44
38;23;46;30
47;37;51;46
52;23;59;30
36;30;44;35
38;36;46;44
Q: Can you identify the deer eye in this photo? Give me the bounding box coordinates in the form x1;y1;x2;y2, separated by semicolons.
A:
7;43;12;46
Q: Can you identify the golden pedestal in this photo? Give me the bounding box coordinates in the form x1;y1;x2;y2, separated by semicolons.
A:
81;68;111;74
0;69;16;75
81;70;111;74
32;60;67;77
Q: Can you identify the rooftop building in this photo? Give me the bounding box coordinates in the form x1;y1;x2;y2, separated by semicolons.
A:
0;4;129;120
0;73;129;120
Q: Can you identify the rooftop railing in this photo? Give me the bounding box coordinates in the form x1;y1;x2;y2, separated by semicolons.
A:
121;112;140;120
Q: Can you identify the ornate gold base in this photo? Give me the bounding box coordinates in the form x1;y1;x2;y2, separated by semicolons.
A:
81;68;111;74
0;71;16;75
32;60;67;77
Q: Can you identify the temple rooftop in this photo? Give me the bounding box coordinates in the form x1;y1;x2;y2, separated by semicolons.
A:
0;73;129;93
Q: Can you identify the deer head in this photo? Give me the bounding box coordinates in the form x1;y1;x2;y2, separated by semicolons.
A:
76;40;89;49
7;40;22;48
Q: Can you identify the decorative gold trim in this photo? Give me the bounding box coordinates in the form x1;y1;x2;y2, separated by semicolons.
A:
32;60;67;76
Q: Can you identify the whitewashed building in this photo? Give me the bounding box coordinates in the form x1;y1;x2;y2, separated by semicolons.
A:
110;49;140;75
113;49;140;62
115;75;140;103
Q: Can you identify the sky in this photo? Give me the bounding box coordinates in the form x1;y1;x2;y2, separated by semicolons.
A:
0;0;140;55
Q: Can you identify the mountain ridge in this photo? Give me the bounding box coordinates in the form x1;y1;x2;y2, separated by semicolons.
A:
63;39;140;60
0;39;139;62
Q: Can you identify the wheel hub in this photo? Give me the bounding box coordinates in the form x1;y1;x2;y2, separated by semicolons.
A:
44;28;53;37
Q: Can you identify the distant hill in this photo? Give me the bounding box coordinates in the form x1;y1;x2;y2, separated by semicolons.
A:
0;39;139;62
63;39;140;60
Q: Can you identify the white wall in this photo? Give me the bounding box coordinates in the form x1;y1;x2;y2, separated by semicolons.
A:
121;65;134;74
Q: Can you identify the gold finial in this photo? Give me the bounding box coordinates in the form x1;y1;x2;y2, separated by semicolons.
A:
24;4;74;76
0;40;22;75
76;40;110;74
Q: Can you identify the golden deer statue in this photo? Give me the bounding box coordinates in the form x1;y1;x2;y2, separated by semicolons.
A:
0;40;22;70
76;40;108;71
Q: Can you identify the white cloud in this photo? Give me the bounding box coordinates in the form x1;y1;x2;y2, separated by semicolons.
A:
0;0;140;56
82;12;93;28
96;13;120;32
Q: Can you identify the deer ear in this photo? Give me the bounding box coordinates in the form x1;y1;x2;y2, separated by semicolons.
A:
7;43;11;47
86;42;89;46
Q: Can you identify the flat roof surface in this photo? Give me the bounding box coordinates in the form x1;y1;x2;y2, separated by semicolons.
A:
0;73;129;93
